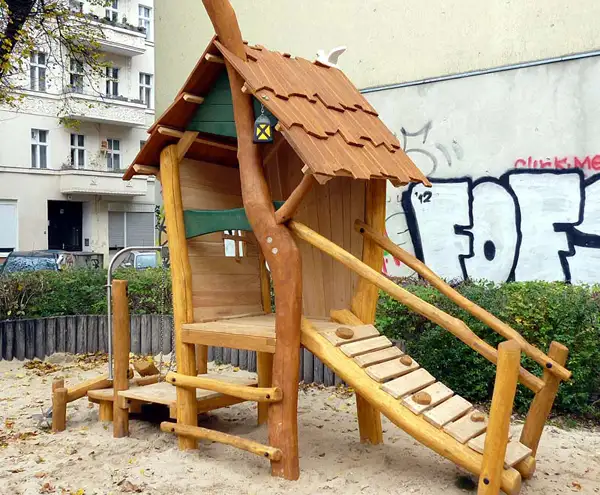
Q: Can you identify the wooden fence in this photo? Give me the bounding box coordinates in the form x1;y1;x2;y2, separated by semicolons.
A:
0;315;350;385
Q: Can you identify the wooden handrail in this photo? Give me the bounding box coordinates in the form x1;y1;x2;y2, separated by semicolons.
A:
355;220;571;382
289;220;544;393
166;372;282;402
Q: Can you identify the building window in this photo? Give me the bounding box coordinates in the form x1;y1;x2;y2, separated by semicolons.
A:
69;58;84;93
139;73;152;107
106;139;121;170
140;140;146;150
105;0;118;22
70;134;85;169
138;5;152;39
0;201;18;255
29;52;47;92
109;211;154;250
105;67;119;97
69;1;83;13
31;129;48;169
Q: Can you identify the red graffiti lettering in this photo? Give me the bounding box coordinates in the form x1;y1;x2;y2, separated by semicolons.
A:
513;154;600;174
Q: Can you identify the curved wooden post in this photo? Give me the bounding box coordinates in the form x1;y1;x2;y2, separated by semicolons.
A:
202;0;302;479
160;144;198;450
478;340;521;495
350;179;386;444
112;279;130;438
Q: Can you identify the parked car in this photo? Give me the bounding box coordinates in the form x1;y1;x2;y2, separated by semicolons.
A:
0;251;104;274
118;250;159;270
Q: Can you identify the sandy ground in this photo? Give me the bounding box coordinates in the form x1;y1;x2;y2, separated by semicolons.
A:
1;357;599;495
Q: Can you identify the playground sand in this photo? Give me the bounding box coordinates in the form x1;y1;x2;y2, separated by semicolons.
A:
1;359;599;495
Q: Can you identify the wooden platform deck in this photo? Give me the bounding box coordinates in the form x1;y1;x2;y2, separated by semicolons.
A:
88;373;256;418
181;314;340;353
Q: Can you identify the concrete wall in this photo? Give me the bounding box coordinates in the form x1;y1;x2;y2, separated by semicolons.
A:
368;55;600;283
155;0;600;114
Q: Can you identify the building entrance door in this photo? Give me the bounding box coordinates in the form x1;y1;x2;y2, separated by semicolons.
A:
48;200;82;251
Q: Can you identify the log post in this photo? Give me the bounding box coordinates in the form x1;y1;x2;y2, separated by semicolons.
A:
349;179;386;444
202;0;302;479
51;379;67;432
112;279;130;438
257;252;274;425
478;340;521;495
160;144;198;450
99;401;114;422
520;342;569;456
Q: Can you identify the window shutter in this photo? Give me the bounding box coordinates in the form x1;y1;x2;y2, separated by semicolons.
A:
0;202;18;252
125;212;154;247
108;211;125;249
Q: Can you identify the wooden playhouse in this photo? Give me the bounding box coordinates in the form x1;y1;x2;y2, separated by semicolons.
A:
53;2;572;494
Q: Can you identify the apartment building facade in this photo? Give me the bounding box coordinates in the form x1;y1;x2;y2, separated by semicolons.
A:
0;0;157;265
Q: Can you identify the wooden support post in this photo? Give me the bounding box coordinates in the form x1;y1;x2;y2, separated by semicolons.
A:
99;401;114;422
520;342;569;456
274;175;315;224
202;0;303;479
349;179;386;445
478;340;522;495
289;220;544;394
257;251;274;425
51;379;67;433
355;219;572;383
160;144;198;450
176;130;199;161
112;279;130;438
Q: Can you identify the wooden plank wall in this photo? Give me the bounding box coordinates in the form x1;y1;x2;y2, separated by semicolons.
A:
264;141;366;318
179;158;264;321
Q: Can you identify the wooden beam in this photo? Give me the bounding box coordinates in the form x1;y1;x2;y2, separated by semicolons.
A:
205;53;225;64
177;130;199;161
274;175;315;224
66;375;113;403
157;126;237;152
182;93;205;104
520;342;569;456
355;219;572;383
300;319;522;495
160;144;199;450
112;279;130;439
478;340;522;495
166;372;282;402
350;179;386;445
289;220;544;394
161;422;282;461
133;164;159;176
203;0;302;480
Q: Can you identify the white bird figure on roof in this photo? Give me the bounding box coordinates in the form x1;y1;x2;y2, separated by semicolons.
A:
316;46;347;68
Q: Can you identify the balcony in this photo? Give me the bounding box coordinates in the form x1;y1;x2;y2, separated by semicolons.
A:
90;16;147;57
60;168;149;197
63;90;147;127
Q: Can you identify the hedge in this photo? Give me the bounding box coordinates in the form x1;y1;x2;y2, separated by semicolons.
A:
1;269;599;417
0;268;171;320
376;280;600;418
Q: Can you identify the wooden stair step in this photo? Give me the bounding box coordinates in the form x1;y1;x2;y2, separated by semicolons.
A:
354;346;403;368
401;382;454;415
322;324;380;346
423;395;472;428
365;355;420;383
380;368;436;399
340;335;392;357
443;409;488;443
468;434;532;468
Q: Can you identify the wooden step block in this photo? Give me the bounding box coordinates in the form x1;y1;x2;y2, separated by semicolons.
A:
380;368;436;399
467;435;531;467
424;395;472;428
402;382;454;414
322;324;380;346
365;356;420;383
340;335;392;358
354;346;403;368
443;409;488;443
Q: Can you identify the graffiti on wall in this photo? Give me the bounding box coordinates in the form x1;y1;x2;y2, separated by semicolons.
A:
392;169;600;284
514;155;600;174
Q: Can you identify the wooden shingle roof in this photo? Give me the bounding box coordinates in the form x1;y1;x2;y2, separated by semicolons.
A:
124;39;429;187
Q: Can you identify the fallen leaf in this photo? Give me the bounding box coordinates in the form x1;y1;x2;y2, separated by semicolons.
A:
572;481;582;491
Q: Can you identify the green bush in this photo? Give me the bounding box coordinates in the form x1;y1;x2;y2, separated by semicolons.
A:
0;268;172;320
376;280;600;418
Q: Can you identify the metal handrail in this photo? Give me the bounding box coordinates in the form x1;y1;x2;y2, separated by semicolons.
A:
106;246;163;379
